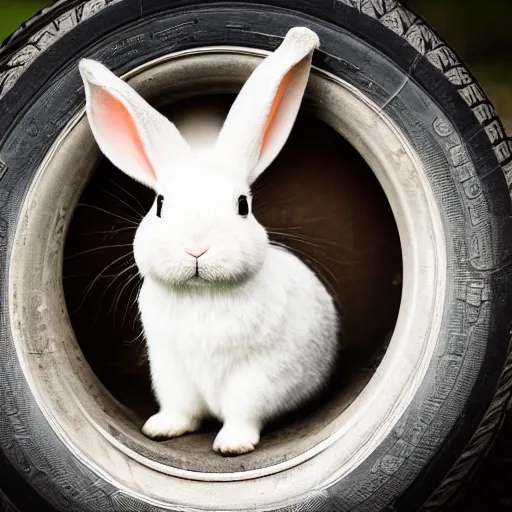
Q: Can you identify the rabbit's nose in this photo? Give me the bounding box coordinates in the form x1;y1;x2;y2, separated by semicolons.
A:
185;248;209;259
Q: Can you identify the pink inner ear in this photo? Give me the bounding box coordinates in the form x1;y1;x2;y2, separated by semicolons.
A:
96;88;156;180
261;69;293;157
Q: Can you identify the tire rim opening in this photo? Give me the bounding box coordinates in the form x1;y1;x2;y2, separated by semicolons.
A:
63;92;402;473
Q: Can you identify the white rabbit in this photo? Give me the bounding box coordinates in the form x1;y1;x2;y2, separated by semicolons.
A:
79;27;339;456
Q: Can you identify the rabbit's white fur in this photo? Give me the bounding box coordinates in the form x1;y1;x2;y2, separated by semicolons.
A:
134;161;338;454
79;27;339;455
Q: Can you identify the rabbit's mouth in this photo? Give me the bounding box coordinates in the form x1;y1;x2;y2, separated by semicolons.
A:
190;260;210;285
188;273;207;285
180;269;253;290
144;255;258;289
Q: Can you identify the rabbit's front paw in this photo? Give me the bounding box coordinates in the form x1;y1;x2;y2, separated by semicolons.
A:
142;412;200;440
213;421;260;456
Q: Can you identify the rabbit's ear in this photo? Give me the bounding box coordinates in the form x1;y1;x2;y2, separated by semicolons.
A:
215;27;319;184
79;59;192;189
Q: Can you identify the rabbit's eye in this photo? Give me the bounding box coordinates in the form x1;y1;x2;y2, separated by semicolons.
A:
237;195;249;217
156;194;164;218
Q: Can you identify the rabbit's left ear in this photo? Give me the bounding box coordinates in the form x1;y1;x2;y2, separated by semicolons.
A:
215;27;319;184
79;59;192;189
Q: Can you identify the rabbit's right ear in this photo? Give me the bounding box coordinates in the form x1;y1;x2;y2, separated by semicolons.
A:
215;27;319;184
79;59;192;189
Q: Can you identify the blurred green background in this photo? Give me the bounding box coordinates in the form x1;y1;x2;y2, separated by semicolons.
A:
0;0;510;133
0;0;51;38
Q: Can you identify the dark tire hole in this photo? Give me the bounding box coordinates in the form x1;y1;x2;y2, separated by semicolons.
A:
63;95;402;472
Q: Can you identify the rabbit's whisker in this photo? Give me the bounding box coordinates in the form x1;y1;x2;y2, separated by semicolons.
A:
72;253;134;314
123;328;145;346
267;229;353;249
85;262;138;330
64;243;133;260
101;188;145;220
99;262;137;310
122;278;143;328
75;203;139;225
109;179;148;216
269;232;362;266
267;231;324;249
78;226;137;237
110;271;141;323
270;241;338;284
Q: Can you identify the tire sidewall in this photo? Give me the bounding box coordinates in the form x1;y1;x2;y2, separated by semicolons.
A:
0;1;511;511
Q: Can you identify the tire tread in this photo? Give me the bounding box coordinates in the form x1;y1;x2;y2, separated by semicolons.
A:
333;1;512;509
